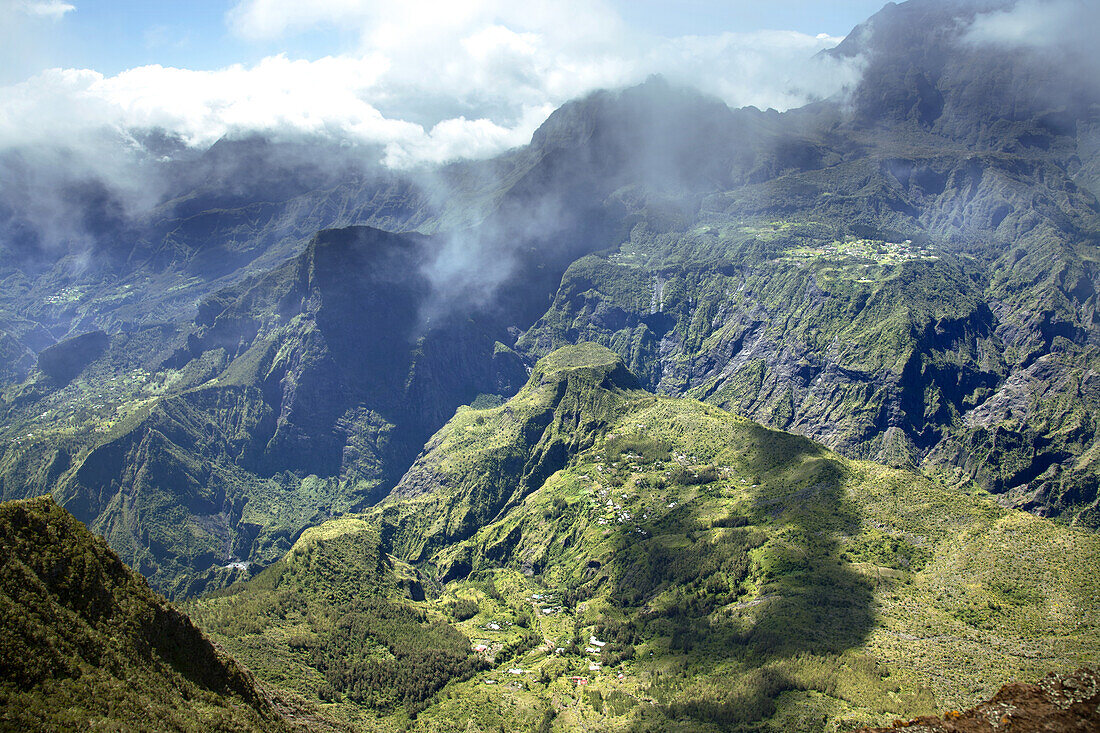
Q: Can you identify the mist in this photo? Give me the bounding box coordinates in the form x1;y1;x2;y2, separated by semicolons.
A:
0;0;870;270
13;0;1093;338
961;0;1100;106
0;42;868;361
963;0;1100;55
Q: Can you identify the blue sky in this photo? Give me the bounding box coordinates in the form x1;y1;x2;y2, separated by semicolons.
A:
6;0;345;79
0;0;891;166
9;0;888;80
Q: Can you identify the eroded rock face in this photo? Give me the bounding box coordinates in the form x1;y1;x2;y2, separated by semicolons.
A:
852;667;1100;733
520;249;1004;469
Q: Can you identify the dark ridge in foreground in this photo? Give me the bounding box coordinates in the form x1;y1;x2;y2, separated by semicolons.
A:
0;495;289;731
853;668;1100;733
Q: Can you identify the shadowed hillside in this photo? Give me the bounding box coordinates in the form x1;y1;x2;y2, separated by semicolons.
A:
188;346;1100;731
0;495;290;731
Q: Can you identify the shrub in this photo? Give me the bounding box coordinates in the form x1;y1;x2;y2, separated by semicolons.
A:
447;597;479;622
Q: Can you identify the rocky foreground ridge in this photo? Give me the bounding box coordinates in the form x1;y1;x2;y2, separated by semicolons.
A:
853;668;1100;733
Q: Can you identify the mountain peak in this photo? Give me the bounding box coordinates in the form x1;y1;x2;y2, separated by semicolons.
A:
531;342;626;375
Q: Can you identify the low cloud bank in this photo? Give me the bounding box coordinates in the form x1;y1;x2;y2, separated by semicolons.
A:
0;0;864;261
0;0;858;168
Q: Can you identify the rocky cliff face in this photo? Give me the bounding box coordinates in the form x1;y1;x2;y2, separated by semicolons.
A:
27;226;539;595
520;243;1003;469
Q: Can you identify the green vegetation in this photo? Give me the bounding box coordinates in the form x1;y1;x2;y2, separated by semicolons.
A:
5;16;1100;729
187;514;486;728
0;496;289;731
305;597;481;713
5;75;1100;605
186;346;1100;731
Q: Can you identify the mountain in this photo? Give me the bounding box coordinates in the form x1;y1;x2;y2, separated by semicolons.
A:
516;0;1100;523
0;0;1099;601
188;345;1100;731
0;225;533;597
0;495;289;730
7;1;1100;730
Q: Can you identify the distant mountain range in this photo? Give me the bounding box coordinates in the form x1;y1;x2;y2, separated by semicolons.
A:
2;2;1100;728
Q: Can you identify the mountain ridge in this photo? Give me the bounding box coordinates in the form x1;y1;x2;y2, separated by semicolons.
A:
0;0;1099;603
0;494;291;730
187;343;1100;731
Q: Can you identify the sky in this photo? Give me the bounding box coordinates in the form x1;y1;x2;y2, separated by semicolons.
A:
3;1;890;80
0;0;898;167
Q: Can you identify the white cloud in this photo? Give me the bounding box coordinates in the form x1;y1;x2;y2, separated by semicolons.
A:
0;0;861;169
227;0;626;51
963;0;1099;50
651;30;854;112
227;0;369;41
0;58;555;168
16;0;74;19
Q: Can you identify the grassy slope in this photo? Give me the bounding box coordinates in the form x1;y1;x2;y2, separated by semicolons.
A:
189;345;1100;732
188;514;490;731
0;495;291;731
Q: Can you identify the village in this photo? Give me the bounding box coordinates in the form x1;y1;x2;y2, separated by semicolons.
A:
7;366;152;448
444;428;760;702
779;236;938;267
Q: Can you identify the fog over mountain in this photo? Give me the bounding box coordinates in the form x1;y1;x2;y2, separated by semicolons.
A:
3;0;1097;268
0;0;879;302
